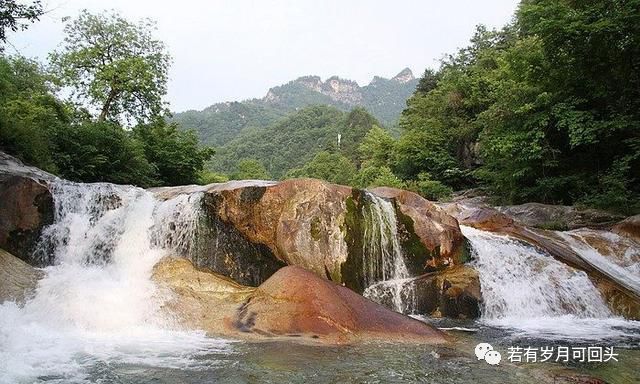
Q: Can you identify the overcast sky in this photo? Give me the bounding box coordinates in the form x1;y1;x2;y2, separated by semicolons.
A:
8;0;519;112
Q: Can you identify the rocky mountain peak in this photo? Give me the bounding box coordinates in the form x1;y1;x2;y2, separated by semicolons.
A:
392;68;415;84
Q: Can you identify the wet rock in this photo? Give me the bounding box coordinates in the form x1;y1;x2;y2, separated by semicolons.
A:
594;278;640;320
496;202;624;230
0;248;43;304
445;202;640;320
370;187;466;269
153;179;464;292
0;152;55;264
412;266;481;319
153;257;449;344
202;178;353;285
613;214;640;241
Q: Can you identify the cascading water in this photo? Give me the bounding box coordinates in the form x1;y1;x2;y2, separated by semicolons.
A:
555;230;640;296
462;225;640;340
361;193;415;314
0;181;229;384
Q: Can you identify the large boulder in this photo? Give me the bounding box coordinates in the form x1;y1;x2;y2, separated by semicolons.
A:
152;179;465;293
0;152;55;265
0;248;43;304
496;202;624;230
153;257;449;344
411;266;481;319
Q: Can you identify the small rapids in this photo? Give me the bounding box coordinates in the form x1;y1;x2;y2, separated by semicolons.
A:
361;193;416;314
462;225;640;341
0;181;230;384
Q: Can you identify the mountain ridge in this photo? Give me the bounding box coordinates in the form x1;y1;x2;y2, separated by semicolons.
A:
172;68;418;147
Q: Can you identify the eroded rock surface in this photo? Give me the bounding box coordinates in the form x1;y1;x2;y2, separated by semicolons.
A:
153;257;449;344
153;179;466;294
0;248;43;303
0;153;54;264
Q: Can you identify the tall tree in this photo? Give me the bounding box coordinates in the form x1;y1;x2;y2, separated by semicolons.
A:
50;10;171;123
0;0;43;49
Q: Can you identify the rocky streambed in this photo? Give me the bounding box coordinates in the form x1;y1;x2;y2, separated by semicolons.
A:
1;151;639;383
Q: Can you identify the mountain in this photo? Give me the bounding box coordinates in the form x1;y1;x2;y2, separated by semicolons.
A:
209;105;380;179
172;68;418;147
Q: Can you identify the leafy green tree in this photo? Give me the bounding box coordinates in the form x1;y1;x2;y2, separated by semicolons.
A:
355;165;404;189
339;107;380;163
51;121;157;186
358;125;396;168
132;120;214;186
231;159;271;180
0;55;68;171
0;0;43;49
287;151;357;186
50;10;171;123
405;172;453;201
198;170;229;185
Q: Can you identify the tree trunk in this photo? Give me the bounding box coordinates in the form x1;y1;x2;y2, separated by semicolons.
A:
98;88;118;122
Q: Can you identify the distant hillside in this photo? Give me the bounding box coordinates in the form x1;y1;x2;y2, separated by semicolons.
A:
209;105;379;179
172;68;417;147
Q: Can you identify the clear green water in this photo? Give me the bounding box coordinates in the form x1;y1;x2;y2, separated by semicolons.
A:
36;321;638;384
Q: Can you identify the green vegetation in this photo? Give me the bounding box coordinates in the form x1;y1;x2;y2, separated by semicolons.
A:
171;70;418;148
0;0;43;49
0;9;212;187
287;151;357;186
2;1;637;212
394;0;640;212
50;10;171;123
211;105;346;179
231;159;271;180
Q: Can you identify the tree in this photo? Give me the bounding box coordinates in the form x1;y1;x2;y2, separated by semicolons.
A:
0;55;68;172
287;151;357;186
52;121;157;186
50;10;171;123
132;120;214;186
0;0;43;49
231;159;271;180
358;125;396;168
355;165;404;189
339;107;380;163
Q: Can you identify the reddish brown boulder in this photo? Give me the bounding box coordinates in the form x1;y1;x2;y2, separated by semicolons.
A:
0;152;55;264
243;265;448;343
613;214;640;241
153;179;466;293
154;258;449;344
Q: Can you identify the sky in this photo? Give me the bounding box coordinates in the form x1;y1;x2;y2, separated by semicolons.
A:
8;0;520;112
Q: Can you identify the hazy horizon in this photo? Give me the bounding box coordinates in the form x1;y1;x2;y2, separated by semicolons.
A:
7;0;519;112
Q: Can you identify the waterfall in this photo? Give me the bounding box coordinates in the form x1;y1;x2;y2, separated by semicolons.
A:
0;180;228;383
361;193;415;314
462;225;640;340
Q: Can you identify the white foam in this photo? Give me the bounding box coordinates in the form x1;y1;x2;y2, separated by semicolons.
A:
0;181;230;383
462;225;640;340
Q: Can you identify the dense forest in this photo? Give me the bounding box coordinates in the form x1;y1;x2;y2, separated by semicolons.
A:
1;0;638;213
